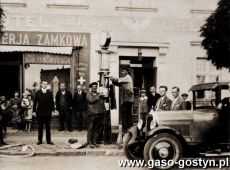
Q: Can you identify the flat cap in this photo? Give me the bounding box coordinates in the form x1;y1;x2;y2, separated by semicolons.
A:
89;82;98;88
181;93;188;97
140;89;146;93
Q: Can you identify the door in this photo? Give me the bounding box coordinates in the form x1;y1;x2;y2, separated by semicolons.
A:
0;52;22;99
120;57;157;123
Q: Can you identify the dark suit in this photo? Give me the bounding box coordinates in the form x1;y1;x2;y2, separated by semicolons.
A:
73;91;87;130
185;101;192;110
147;93;161;111
55;90;72;131
33;89;54;143
155;96;172;111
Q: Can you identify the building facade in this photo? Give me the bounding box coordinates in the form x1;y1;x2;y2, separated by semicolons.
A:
0;0;229;126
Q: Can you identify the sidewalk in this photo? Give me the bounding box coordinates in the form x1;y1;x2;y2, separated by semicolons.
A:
1;128;124;157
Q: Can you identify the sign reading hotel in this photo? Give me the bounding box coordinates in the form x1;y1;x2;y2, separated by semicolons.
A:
0;31;89;47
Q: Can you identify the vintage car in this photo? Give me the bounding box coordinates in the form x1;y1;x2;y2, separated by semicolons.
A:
123;82;230;169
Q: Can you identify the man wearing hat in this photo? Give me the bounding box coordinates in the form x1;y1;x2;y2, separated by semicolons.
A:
181;93;192;110
138;89;148;131
86;82;106;148
110;67;134;133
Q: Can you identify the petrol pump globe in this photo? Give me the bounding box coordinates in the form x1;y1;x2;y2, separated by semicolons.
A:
97;31;112;98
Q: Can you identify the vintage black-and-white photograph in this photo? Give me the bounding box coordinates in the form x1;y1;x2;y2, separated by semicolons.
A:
0;0;229;170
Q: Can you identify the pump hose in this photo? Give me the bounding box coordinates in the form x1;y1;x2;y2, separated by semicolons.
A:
0;144;35;158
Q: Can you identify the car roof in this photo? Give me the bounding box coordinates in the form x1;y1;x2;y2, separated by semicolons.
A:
189;82;230;91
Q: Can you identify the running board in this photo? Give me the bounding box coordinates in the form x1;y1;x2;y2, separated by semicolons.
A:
200;152;230;157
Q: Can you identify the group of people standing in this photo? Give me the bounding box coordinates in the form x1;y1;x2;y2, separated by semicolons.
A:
1;68;229;148
110;67;192;134
0;91;34;146
34;80;113;147
33;81;89;145
137;85;191;132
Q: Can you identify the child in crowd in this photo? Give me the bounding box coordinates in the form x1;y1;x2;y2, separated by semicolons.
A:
24;94;33;131
137;89;148;134
21;92;30;130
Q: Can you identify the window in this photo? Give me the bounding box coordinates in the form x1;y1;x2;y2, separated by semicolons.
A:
196;57;207;73
196;57;219;84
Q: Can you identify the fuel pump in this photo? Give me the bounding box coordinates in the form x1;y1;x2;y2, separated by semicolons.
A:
96;31;114;143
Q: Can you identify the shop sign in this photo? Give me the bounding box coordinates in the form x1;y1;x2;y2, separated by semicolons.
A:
0;31;89;47
24;53;71;65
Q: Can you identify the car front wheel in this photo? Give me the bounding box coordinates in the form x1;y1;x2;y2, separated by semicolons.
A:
144;133;182;169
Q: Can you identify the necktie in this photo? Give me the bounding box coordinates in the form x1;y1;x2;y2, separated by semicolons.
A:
157;98;162;109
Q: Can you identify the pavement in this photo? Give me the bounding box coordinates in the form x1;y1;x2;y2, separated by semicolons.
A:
0;127;124;157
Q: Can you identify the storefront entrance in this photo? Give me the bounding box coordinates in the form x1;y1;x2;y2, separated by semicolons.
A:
120;56;157;123
0;52;22;99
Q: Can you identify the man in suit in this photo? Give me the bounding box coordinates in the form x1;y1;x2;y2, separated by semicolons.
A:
155;86;172;111
110;67;134;133
33;81;55;145
73;85;87;131
55;83;73;132
147;86;161;111
86;82;106;148
171;87;186;110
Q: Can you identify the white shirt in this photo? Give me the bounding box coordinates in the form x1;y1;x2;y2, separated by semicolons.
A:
42;89;47;93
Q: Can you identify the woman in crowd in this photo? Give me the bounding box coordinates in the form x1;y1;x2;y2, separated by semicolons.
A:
24;93;33;131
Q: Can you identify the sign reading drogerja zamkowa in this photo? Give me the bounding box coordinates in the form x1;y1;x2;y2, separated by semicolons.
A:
0;31;88;47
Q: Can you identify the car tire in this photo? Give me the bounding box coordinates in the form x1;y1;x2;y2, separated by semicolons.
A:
123;131;143;160
123;132;134;159
144;133;182;170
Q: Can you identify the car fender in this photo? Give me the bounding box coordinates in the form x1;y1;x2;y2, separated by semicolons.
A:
146;126;188;150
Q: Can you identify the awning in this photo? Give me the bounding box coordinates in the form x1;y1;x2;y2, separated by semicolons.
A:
0;45;73;55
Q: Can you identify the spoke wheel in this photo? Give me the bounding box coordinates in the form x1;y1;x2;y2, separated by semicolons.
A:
144;133;182;169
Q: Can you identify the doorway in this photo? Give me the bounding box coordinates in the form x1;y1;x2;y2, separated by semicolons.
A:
119;56;157;123
0;65;20;99
0;52;22;99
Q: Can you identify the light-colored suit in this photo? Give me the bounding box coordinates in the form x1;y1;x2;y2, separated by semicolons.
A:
171;96;186;110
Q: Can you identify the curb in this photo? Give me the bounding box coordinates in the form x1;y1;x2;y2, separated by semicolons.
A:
33;149;124;157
